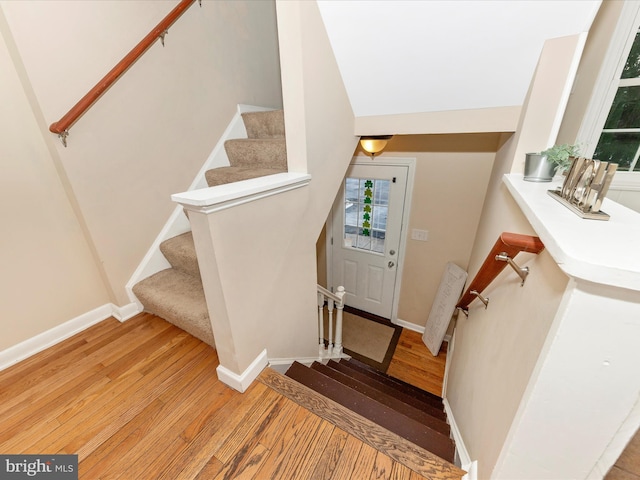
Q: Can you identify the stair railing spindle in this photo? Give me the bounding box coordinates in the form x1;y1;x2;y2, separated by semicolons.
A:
316;285;346;360
327;298;335;356
317;291;325;357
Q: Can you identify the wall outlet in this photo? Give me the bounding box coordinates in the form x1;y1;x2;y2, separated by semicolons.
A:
411;229;429;241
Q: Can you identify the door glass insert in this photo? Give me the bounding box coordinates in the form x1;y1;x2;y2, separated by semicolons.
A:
343;177;390;254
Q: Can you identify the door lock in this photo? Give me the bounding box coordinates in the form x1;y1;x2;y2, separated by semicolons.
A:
389;250;396;255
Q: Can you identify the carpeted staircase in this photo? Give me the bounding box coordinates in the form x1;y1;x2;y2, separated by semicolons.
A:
283;357;460;468
132;109;286;348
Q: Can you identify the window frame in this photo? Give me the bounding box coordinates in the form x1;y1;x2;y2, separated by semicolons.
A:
577;1;640;189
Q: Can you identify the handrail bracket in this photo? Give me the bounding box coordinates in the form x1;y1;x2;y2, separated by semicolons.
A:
159;30;169;47
470;290;489;309
58;130;69;148
496;252;529;286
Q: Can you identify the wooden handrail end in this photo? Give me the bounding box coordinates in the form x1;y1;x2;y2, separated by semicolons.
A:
500;232;545;254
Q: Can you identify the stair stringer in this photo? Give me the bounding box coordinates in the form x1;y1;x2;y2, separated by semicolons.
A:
124;104;276;309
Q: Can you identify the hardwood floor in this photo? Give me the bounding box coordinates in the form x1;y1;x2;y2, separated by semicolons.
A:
606;429;640;480
0;313;459;480
387;329;447;397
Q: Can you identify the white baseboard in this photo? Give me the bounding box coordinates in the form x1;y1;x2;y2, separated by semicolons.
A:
268;356;320;371
0;302;137;372
217;349;268;393
394;318;451;343
112;302;142;322
443;397;477;480
394;317;425;333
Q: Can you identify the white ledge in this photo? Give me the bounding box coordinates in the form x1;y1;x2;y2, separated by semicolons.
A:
171;172;311;213
503;174;640;292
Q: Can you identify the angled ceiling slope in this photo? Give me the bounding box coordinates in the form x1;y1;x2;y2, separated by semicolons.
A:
317;0;602;118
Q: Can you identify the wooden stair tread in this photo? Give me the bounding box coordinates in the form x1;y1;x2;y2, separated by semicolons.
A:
285;362;455;463
324;360;447;422
338;358;446;412
311;362;450;435
259;368;465;479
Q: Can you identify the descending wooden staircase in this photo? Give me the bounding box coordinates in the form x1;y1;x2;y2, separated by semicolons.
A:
132;110;286;348
259;357;465;478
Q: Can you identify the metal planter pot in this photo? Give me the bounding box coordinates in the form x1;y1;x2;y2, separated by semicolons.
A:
524;153;557;182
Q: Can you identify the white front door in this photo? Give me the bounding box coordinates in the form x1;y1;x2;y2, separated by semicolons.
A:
330;162;409;319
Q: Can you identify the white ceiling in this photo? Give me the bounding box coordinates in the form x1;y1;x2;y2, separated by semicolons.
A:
317;0;602;117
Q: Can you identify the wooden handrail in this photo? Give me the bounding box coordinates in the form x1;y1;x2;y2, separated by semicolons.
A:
456;232;545;311
49;0;196;144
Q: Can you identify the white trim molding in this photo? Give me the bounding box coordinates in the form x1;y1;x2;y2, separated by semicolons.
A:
216;349;269;393
112;302;142;322
394;318;452;344
393;318;424;333
443;398;478;480
267;356;320;374
172;172;311;214
0;303;136;372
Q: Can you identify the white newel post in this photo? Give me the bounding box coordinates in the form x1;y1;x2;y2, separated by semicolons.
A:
334;286;345;356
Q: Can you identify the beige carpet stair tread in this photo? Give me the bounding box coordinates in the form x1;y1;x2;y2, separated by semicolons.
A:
133;107;287;354
241;110;284;139
224;138;287;169
205;166;287;187
132;269;214;347
159;232;200;278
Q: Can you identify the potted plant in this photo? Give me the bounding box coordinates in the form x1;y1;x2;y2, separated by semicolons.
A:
524;144;581;182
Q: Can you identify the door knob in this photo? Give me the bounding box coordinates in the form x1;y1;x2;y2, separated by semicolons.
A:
389;250;396;255
388;261;395;268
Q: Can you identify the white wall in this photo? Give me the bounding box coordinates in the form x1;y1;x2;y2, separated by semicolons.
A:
445;34;585;478
186;0;358;374
0;10;110;350
0;0;283;307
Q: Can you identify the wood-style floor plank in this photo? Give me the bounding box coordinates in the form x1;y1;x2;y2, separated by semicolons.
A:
0;312;463;480
310;427;350;480
371;451;395;480
387;328;447;396
328;432;363;480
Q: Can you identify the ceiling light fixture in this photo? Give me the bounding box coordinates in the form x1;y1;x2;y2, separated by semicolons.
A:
359;135;392;159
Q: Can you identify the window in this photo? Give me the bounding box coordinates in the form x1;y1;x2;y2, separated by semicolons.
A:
593;27;640;171
578;1;640;188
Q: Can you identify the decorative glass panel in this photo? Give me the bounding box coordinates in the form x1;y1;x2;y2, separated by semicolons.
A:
345;177;359;202
343;177;391;253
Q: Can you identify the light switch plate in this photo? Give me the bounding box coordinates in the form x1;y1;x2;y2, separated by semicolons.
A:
411;229;429;241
